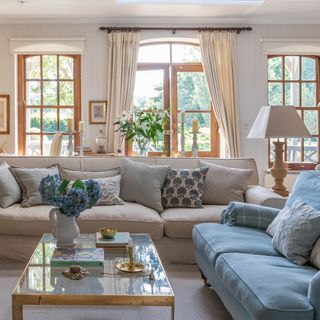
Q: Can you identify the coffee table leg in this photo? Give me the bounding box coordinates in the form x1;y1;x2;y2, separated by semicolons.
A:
12;297;23;320
171;305;175;320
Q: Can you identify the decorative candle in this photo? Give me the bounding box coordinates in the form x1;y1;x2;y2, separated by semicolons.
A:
79;121;85;132
66;118;74;132
192;118;199;133
128;237;133;247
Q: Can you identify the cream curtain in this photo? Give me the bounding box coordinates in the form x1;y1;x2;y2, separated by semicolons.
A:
198;31;241;157
106;31;141;153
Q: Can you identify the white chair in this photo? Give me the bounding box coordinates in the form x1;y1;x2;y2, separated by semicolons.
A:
50;133;63;156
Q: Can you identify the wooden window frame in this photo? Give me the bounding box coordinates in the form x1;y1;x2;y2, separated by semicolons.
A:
267;55;320;170
18;54;81;156
128;41;219;157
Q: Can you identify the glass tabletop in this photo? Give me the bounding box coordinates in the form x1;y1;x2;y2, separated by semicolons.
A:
13;233;173;297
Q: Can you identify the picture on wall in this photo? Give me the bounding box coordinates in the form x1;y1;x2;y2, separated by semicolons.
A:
0;95;9;134
89;100;107;124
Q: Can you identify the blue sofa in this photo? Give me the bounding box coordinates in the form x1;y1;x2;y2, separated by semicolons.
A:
192;171;320;320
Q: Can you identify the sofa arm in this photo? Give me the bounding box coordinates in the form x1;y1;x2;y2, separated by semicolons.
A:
245;185;287;209
220;201;280;230
308;271;320;320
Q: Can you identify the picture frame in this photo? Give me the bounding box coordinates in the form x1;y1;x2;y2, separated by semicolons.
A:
89;100;107;124
0;95;10;134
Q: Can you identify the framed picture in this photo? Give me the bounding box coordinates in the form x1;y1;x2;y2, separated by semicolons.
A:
0;95;9;134
89;100;107;124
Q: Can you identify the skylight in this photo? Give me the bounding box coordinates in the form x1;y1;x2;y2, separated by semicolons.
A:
118;0;265;5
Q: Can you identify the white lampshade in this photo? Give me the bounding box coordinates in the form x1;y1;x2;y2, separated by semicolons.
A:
247;106;311;139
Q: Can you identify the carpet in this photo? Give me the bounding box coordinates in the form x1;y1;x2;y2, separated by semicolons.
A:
0;262;232;320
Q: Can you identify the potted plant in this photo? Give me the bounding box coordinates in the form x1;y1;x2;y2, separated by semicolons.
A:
114;107;169;157
39;174;101;248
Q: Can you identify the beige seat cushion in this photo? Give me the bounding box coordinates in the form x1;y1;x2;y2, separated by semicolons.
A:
0;202;164;240
161;205;226;238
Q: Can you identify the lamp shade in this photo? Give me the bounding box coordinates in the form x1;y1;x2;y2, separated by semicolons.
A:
247;106;311;139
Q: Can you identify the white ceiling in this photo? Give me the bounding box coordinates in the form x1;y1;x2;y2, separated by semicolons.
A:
1;0;320;24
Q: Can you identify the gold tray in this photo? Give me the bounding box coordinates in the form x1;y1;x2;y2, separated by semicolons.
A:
115;262;146;273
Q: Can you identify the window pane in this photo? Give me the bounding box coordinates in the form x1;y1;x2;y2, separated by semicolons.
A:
43;135;54;156
287;138;302;162
301;82;316;107
180;113;211;152
172;44;201;63
138;44;170;63
133;70;164;110
26;56;40;79
268;83;283;106
59;81;74;106
43;55;57;80
285;82;299;106
26;135;41;156
43;108;57;133
59;108;74;132
304;110;318;135
43;81;58;106
177;72;210;111
26;108;40;133
268;57;282;80
59;56;74;79
304;137;318;162
284;56;299;80
302;57;316;81
26;81;41;106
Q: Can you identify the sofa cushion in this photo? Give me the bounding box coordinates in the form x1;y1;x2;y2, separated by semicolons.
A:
199;160;254;205
162;205;225;238
192;223;280;266
0;202;164;240
215;253;316;320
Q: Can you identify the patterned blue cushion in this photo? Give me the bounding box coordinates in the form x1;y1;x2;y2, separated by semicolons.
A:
221;202;280;230
272;198;320;265
286;171;320;210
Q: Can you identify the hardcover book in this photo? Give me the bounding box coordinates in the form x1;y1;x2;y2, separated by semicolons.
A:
96;232;130;248
50;248;104;268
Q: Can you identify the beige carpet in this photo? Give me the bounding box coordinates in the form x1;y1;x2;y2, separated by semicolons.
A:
0;262;232;320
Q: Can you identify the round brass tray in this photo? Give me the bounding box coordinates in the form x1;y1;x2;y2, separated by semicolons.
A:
115;262;146;273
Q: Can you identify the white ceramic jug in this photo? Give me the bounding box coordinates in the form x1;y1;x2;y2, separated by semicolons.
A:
49;208;80;249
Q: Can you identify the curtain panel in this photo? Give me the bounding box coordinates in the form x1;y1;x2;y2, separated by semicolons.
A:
106;31;141;153
198;31;241;157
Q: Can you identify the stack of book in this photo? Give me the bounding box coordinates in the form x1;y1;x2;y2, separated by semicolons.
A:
76;146;93;155
96;232;130;248
50;248;104;271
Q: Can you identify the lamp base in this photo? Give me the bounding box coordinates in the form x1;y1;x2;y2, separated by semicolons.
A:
270;141;289;197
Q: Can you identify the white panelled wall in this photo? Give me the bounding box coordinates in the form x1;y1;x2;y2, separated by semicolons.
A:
0;23;320;184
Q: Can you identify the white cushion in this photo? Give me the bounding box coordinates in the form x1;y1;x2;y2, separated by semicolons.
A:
0;202;164;240
310;238;320;269
161;205;226;238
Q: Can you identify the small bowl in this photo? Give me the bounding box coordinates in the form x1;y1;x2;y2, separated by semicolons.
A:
100;227;117;239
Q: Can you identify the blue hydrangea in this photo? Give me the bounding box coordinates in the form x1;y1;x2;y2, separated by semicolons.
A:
84;179;102;208
39;174;61;205
39;175;101;218
60;188;88;218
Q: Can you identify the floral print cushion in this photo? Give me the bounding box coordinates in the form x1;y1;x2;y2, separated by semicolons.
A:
161;168;209;209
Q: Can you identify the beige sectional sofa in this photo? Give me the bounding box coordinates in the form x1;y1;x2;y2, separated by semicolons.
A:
0;156;286;263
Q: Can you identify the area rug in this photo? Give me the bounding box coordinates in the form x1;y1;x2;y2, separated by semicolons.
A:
0;262;232;320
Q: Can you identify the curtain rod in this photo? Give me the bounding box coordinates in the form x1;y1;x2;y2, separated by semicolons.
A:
99;26;252;35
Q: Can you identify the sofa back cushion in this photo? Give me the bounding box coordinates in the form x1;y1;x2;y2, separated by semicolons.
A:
285;171;320;210
120;158;169;213
199;160;254;205
0;163;22;208
10;166;60;207
60;167;120;180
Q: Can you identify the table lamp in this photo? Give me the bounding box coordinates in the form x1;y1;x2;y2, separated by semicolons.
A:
248;106;311;196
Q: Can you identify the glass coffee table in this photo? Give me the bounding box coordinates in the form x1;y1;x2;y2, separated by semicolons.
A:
12;233;174;320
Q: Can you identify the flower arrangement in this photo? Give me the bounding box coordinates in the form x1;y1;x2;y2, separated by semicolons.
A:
114;107;169;156
39;175;101;218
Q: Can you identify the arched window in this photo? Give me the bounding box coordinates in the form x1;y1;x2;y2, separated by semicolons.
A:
130;41;219;157
18;54;81;155
268;55;320;169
